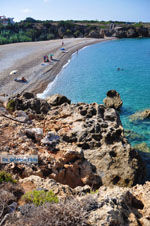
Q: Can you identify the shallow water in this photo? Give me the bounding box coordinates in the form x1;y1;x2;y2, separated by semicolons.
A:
40;38;150;147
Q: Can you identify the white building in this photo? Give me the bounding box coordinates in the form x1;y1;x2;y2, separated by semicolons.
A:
0;16;15;25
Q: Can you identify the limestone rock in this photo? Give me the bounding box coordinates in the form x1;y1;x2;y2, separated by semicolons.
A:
19;176;75;197
41;132;60;148
13;110;29;123
87;30;100;38
46;94;71;106
25;128;43;142
6;93;50;114
0;93;145;189
103;90;123;110
129;109;150;121
82;185;145;225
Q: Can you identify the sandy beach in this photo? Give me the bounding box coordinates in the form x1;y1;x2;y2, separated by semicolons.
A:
0;37;115;101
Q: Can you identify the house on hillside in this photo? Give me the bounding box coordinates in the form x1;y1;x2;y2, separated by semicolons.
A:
0;16;15;25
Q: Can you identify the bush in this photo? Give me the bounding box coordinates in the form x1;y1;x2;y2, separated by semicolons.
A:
6;198;90;225
74;30;80;37
6;99;16;111
0;171;17;184
22;190;59;206
47;33;55;40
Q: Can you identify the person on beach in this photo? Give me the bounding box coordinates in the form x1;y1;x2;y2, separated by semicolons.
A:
21;77;27;82
44;55;49;62
62;41;64;46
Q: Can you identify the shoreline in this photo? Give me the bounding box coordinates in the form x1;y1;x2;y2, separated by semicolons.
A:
33;37;117;96
0;37;116;102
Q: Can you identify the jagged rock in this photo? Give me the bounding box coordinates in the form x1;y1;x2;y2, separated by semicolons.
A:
13;110;29;122
19;176;75;197
46;94;71;106
103;90;123;110
50;146;101;189
84;143;145;187
87;30;100;38
25;128;43;142
6;93;50;114
126;28;138;38
129;109;150;121
0;93;146;189
41;132;60;148
83;185;145;225
22;92;34;99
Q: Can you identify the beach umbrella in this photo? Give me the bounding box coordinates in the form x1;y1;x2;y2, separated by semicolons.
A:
10;70;18;75
60;48;65;51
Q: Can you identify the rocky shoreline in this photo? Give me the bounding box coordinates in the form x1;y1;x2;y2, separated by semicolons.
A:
0;91;150;225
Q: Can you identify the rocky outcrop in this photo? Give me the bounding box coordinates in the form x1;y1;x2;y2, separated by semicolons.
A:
4;182;150;225
19;175;91;198
103;90;123;110
46;94;71;106
82;182;150;225
129;109;150;121
0;93;145;189
6;92;50;114
87;30;101;38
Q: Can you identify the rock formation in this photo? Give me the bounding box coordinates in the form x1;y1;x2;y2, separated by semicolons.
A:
0;93;145;189
103;90;123;110
129;109;150;121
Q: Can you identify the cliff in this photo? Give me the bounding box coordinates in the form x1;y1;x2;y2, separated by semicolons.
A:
1;20;150;45
0;92;149;225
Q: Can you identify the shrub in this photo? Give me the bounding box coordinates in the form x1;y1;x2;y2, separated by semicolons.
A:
0;171;17;184
66;29;71;34
6;99;16;111
74;30;80;37
47;33;55;40
22;190;59;206
6;198;90;225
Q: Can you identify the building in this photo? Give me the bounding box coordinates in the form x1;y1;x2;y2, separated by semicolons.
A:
0;16;15;25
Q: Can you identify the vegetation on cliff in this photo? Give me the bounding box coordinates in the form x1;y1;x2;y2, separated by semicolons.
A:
0;18;150;44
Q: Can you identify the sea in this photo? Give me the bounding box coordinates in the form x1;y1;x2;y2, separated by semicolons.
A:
38;38;150;148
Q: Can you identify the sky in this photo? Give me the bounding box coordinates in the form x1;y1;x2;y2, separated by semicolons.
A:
1;0;150;22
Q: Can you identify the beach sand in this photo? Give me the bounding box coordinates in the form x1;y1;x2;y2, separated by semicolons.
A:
0;37;116;101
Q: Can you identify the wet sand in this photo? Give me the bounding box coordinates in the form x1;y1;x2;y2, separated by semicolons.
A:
0;37;116;101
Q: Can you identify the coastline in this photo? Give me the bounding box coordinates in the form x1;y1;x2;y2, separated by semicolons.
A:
0;37;116;102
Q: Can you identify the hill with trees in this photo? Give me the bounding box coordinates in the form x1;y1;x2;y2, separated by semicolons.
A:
0;18;150;45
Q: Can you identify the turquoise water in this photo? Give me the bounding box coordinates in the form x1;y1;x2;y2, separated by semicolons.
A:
40;38;150;147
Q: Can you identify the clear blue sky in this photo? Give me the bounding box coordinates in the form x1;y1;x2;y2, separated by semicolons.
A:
1;0;150;22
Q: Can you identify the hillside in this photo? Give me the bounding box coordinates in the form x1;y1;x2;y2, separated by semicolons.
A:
1;18;150;45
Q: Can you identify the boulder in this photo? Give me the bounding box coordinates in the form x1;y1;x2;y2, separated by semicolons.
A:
6;93;50;114
47;94;71;106
25;128;43;142
41;132;60;148
14;110;29;123
22;92;34;99
103;90;123;110
50;147;101;189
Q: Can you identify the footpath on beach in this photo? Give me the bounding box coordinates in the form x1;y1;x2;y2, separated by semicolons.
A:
0;37;116;101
